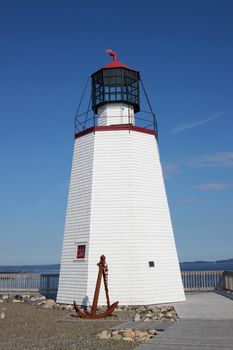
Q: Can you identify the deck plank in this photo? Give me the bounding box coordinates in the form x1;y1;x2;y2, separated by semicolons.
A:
134;292;233;350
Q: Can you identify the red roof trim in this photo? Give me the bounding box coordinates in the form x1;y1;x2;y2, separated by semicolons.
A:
102;59;137;71
75;125;156;139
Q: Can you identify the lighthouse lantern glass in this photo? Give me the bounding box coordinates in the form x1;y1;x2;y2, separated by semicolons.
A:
92;67;140;113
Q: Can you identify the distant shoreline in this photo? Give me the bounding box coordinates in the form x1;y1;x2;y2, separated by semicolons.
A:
181;259;233;264
0;259;233;268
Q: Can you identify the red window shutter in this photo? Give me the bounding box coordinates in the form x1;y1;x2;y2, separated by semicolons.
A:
77;245;86;259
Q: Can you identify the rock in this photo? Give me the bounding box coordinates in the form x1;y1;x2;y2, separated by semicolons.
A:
30;297;37;302
148;329;157;335
37;301;46;306
159;312;164;318
12;299;21;303
39;296;47;301
166;311;173;318
137;306;147;312
134;313;141;322
0;299;4;303
66;304;74;310
42;299;56;309
143;317;151;322
96;330;111;339
166;305;173;311
152;315;159;320
112;334;122;341
145;312;153;318
14;295;23;301
149;306;161;313
111;330;119;336
161;306;168;313
138;334;151;342
22;295;30;301
135;330;148;337
122;329;135;338
122;337;134;342
2;296;8;300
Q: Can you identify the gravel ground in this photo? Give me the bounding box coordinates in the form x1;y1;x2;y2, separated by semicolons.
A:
0;302;136;350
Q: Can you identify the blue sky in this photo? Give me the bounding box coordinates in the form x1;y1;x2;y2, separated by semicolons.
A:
1;0;232;264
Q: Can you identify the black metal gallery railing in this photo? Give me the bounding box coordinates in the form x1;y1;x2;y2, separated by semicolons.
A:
74;110;157;135
74;77;158;135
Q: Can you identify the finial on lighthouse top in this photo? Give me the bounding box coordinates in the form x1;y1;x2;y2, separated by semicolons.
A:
105;48;118;61
102;49;136;71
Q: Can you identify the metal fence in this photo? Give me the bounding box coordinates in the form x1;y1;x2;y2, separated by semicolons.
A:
223;271;233;292
0;271;233;296
181;271;224;291
0;273;59;296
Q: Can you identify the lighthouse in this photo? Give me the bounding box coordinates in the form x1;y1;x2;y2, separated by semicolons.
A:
57;51;185;305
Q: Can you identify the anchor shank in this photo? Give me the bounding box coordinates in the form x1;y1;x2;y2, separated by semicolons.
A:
91;258;104;314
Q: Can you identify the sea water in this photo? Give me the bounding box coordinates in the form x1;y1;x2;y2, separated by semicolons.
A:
0;262;233;274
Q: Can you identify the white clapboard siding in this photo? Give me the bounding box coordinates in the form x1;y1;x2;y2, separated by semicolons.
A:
97;103;135;126
56;133;94;304
57;128;185;305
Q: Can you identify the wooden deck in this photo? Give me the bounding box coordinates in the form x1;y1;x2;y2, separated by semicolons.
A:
135;292;233;350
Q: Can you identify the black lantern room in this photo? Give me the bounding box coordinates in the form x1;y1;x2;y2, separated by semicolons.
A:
91;50;140;114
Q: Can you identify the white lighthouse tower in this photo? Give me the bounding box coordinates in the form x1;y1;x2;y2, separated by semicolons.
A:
57;51;185;305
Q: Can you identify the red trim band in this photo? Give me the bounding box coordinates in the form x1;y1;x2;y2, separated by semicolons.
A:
75;125;156;139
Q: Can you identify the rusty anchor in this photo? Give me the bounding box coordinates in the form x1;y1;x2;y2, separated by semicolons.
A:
73;255;119;319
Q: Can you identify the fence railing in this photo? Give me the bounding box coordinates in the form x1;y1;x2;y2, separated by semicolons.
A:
223;271;233;292
181;271;224;291
0;271;233;296
0;273;59;296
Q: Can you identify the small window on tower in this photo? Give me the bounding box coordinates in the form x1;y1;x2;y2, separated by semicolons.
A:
76;244;86;259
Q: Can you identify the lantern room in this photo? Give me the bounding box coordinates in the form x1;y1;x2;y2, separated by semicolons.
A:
75;50;157;134
91;50;140;126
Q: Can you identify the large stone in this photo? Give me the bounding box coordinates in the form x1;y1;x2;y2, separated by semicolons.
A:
111;330;119;336
138;334;151;342
166;311;173;318
2;296;8;300
122;337;134;342
135;330;148;337
22;295;30;301
148;329;157;335
12;299;21;303
0;300;4;303
112;334;122;341
143;317;151;322
65;304;73;310
42;299;56;309
152;315;159;320
96;330;111;339
137;306;147;312
122;329;135;338
150;306;161;313
161;306;168;313
134;313;141;322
